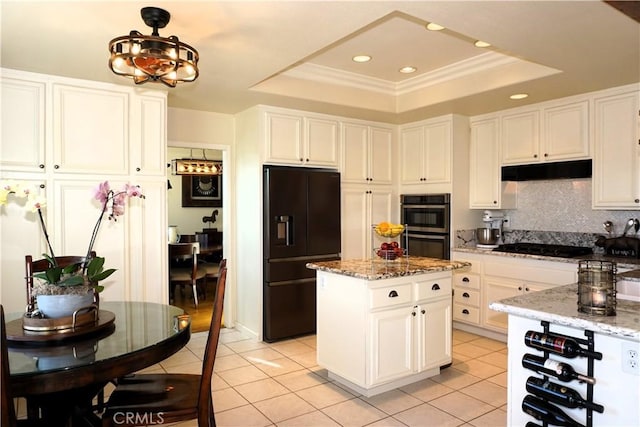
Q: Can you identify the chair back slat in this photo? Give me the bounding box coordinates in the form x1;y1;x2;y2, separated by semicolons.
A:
197;260;227;425
1;305;18;427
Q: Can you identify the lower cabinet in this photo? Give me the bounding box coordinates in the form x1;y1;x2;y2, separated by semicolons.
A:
317;270;452;396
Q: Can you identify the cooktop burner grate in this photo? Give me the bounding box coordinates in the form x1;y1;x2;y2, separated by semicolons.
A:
493;243;593;258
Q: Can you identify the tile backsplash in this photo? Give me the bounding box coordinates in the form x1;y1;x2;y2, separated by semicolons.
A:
456;178;639;251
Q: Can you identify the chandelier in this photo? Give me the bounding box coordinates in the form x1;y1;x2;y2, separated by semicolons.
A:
108;7;199;87
171;150;222;175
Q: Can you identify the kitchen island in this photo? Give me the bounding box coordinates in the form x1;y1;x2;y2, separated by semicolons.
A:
490;285;640;426
307;257;470;397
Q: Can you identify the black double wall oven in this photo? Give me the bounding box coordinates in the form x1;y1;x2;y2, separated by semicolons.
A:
401;194;451;260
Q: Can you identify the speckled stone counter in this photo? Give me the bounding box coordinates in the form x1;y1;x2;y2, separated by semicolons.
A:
490;284;640;341
306;257;470;280
454;246;640;269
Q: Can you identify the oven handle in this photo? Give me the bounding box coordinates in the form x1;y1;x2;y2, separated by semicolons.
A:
401;204;447;209
407;233;447;241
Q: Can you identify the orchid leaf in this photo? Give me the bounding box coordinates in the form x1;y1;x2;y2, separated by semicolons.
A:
57;275;85;287
89;268;116;282
87;257;105;277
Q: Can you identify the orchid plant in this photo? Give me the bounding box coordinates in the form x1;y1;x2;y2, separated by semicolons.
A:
0;180;144;294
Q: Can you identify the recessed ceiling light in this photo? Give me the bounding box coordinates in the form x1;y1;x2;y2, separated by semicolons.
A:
426;22;445;31
399;66;417;74
510;93;529;100
474;40;491;48
352;55;371;63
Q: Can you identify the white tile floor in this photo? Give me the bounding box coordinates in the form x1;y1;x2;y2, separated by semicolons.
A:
161;328;507;426
18;328;508;426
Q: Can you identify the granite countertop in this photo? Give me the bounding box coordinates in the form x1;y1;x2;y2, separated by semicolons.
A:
490;284;640;341
453;246;640;269
306;257;471;281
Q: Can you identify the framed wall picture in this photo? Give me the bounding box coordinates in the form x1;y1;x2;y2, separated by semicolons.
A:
182;175;222;207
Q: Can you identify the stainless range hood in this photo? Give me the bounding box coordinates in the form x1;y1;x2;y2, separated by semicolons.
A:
501;159;592;181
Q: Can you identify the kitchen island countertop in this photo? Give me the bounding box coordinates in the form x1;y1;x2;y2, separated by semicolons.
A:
306;257;470;281
490;283;640;341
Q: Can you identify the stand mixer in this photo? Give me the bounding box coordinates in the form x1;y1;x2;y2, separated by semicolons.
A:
477;210;505;249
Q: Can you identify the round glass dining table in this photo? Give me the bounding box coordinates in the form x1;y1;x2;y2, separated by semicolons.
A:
6;301;191;425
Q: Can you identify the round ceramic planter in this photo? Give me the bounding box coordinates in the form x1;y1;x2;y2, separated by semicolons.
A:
36;292;94;318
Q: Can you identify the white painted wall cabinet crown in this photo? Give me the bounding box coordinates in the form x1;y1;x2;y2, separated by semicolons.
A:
0;68;168;312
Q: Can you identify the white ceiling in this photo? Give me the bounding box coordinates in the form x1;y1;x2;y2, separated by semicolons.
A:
1;1;639;123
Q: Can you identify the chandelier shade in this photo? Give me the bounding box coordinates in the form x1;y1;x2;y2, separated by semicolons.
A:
108;7;199;87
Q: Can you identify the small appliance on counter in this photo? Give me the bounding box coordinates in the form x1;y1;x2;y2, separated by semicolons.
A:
476;210;504;249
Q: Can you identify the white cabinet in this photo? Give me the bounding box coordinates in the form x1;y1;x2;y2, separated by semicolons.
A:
452;272;481;326
542;100;589;162
341;186;393;260
0;69;169;312
501;101;589;165
0;76;46;173
341;123;393;185
52;83;130;175
469;117;516;209
316;269;453;396
264;110;339;168
400;119;451;185
593;90;640;209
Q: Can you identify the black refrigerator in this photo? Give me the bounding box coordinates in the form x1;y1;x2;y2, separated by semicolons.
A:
263;165;341;342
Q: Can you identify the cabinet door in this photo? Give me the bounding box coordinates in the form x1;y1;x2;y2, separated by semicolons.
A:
341;123;369;183
52;84;129;175
341;187;369;260
0;179;47;312
483;277;521;332
369;127;393;185
501;111;539;165
264;112;303;165
400;126;424;184
418;298;452;371
0;77;46;173
593;91;640;208
423;121;451;183
469;118;501;208
543;101;589;161
369;306;414;385
305;117;339;167
131;95;166;176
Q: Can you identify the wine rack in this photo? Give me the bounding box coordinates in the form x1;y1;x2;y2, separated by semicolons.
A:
522;320;604;427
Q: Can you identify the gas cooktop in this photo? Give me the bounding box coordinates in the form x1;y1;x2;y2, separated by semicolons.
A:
493;243;594;258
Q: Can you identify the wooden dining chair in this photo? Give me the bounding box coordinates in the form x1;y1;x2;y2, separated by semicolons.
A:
169;243;206;308
25;253;96;313
101;261;228;427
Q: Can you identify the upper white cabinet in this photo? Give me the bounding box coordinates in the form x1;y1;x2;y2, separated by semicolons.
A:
341;123;393;185
542;100;589;161
469;117;516;209
400;119;451;185
501;110;540;165
53;84;130;175
501;101;589;165
131;95;167;176
264;111;339;168
593;90;640;209
1;76;46;173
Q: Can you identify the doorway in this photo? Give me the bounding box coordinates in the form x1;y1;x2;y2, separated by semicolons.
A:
167;144;230;332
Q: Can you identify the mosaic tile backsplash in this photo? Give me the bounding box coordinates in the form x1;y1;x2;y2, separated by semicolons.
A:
456;178;639;252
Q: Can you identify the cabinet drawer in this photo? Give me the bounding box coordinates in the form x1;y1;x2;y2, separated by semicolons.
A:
454;273;480;290
453;288;480;306
416;276;452;301
453;303;480;324
369;284;412;309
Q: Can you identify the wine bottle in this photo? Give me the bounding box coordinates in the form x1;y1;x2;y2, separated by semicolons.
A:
524;330;602;360
522;354;596;385
522;395;585;427
526;376;604;413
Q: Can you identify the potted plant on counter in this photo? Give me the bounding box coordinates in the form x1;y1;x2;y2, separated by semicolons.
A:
0;180;145;318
